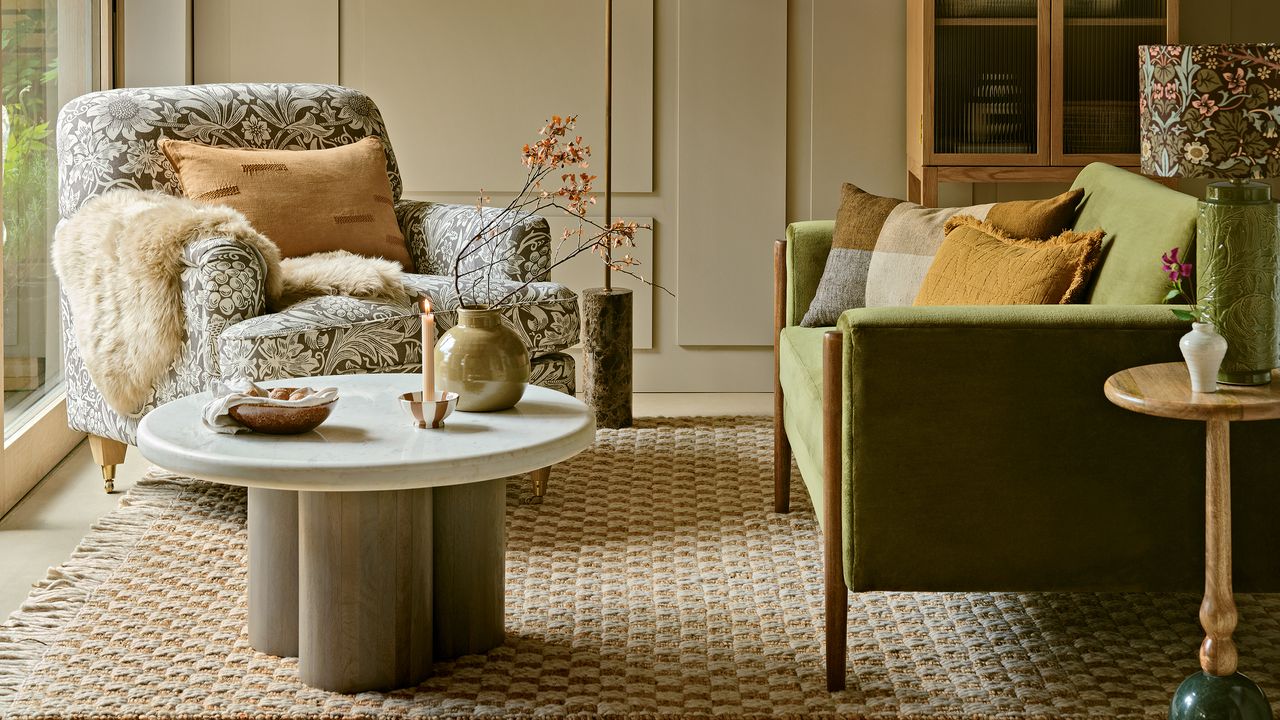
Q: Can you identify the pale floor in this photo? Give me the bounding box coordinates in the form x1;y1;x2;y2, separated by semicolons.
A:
0;393;771;619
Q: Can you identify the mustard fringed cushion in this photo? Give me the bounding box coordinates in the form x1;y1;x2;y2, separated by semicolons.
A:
913;216;1104;306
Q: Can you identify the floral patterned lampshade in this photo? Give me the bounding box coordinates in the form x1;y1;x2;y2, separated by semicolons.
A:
1139;44;1280;179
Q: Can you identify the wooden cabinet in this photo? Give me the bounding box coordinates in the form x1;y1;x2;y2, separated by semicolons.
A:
907;0;1177;205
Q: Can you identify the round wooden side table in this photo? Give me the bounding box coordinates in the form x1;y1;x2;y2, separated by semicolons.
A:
1105;362;1279;720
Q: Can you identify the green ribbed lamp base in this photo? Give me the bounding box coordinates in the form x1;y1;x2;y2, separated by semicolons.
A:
1197;179;1280;386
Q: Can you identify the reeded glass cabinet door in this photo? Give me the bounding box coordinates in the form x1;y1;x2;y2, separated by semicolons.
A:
930;0;1050;165
1053;0;1172;164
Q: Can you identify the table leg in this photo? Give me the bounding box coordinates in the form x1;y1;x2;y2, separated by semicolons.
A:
298;488;433;693
432;478;506;659
1169;419;1271;720
1200;418;1238;677
247;488;298;657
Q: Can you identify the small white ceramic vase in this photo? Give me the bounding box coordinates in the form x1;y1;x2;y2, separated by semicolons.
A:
1180;322;1228;393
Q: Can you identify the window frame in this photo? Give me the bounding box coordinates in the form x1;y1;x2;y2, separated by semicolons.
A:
0;0;114;517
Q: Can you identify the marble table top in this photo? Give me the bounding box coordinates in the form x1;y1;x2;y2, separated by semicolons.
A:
137;374;596;491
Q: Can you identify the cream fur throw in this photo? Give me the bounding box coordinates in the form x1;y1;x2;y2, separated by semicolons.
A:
53;190;406;416
279;251;408;308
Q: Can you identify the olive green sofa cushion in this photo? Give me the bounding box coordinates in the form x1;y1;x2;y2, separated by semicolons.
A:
1070;162;1199;304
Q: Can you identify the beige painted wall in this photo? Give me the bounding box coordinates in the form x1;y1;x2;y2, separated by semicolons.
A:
150;0;1280;391
117;0;191;87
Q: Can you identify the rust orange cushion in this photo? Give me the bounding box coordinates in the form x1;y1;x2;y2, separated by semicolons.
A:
913;215;1104;306
160;137;413;270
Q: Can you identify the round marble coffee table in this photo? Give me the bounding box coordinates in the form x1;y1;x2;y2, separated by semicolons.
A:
137;374;594;694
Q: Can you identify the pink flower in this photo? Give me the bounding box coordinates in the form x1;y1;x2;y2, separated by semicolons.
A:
1161;247;1193;281
1192;94;1218;116
1225;68;1247;94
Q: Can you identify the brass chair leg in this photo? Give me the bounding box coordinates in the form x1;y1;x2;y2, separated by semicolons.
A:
88;435;128;494
531;466;551;498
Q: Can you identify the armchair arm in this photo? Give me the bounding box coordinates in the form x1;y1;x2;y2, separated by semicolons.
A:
785;221;835;327
62;235;273;445
178;236;274;382
396;199;552;283
831;303;1211;592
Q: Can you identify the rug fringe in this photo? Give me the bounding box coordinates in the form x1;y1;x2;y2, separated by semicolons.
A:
0;470;196;710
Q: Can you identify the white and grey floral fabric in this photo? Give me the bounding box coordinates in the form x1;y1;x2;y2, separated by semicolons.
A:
397;200;552;285
57;84;579;446
57;83;403;219
218;278;578;382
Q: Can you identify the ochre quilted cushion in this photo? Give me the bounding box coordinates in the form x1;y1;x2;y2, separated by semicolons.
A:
913;216;1104;306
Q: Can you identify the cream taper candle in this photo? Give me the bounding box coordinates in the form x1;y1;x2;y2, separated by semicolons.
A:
419;298;435;400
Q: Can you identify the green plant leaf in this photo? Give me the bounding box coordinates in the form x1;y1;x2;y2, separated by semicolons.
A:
1172;309;1196;321
1164;289;1181;302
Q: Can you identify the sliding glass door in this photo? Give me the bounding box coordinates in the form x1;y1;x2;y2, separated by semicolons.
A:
1;0;108;509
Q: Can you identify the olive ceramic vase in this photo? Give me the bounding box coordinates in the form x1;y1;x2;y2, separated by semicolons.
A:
1196;179;1280;385
436;308;529;412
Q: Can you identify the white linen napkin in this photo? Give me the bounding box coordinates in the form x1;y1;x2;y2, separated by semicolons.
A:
202;378;340;434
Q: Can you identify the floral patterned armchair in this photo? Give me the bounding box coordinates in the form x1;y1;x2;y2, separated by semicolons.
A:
57;83;579;491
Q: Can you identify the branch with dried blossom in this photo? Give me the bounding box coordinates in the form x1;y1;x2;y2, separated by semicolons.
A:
451;115;671;310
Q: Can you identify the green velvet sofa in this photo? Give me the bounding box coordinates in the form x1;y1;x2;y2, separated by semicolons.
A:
773;162;1280;690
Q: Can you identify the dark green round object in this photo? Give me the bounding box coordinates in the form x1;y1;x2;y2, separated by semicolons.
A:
1205;179;1273;204
1168;671;1272;720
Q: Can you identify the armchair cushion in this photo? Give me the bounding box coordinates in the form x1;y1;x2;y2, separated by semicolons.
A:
219;275;579;382
161;137;413;269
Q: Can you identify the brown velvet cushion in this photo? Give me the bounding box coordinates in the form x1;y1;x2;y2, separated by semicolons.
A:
913;215;1104;306
160;137;413;270
984;188;1084;240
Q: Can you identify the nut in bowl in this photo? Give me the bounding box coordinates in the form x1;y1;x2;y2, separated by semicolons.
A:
400;390;460;429
228;386;338;434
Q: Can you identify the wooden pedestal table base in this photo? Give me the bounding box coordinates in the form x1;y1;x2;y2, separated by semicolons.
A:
1105;363;1279;720
137;375;595;694
247;482;506;691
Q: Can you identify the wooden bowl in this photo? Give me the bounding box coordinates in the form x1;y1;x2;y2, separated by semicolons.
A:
228;389;337;434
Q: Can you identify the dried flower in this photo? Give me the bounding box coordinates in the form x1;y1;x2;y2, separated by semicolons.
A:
452;115;670;309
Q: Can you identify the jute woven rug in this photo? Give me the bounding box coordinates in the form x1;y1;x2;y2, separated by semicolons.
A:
2;416;1279;719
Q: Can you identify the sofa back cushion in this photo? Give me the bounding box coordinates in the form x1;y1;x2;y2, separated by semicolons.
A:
1070;162;1198;305
914;216;1104;306
800;183;1083;326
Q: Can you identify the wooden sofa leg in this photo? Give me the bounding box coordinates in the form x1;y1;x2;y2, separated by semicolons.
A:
89;435;128;494
531;466;551;498
822;330;847;692
773;238;791;513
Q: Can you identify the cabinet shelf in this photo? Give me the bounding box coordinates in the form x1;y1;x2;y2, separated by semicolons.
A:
936;17;1038;25
1063;17;1166;25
